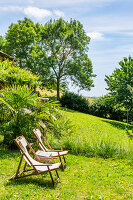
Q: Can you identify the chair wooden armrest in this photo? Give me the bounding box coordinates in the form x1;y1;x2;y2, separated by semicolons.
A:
33;164;52;166
51;150;62;152
40;156;58;159
46;150;60;152
52;146;65;151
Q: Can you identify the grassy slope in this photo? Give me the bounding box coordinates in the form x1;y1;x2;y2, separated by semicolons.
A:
0;110;133;199
58;109;133;158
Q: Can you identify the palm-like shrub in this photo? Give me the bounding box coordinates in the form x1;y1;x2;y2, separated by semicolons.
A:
0;85;39;111
0;85;63;148
0;85;40;148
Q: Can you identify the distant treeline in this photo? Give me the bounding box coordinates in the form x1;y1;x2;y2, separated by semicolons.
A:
60;91;133;123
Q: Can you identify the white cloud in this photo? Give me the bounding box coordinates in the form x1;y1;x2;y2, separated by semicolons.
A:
24;6;52;20
54;10;65;17
0;6;23;12
87;32;104;40
0;5;65;20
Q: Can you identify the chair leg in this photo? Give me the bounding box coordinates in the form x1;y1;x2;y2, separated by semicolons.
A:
23;162;27;172
10;155;23;180
55;169;60;179
58;155;64;169
48;170;55;186
63;155;66;168
55;170;60;185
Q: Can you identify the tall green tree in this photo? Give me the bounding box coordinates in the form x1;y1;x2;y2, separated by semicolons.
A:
41;18;96;98
5;18;37;67
3;18;50;80
2;18;58;89
105;56;133;119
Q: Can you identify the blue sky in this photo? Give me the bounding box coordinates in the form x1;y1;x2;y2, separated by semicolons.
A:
0;0;133;97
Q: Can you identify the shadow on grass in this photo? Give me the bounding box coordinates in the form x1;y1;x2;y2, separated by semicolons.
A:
60;107;80;113
0;148;19;159
6;175;57;188
101;119;133;131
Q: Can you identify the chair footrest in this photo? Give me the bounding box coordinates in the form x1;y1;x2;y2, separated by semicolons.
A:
63;163;66;168
55;178;60;185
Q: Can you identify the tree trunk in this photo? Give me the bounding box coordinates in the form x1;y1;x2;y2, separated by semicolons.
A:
57;77;60;100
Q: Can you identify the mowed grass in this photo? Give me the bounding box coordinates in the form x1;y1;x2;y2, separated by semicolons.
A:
0;110;133;199
0;149;133;200
56;109;133;159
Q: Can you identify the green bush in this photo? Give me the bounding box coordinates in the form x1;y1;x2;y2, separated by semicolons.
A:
0;103;12;123
0;60;40;89
60;92;89;113
1;113;37;149
89;95;127;121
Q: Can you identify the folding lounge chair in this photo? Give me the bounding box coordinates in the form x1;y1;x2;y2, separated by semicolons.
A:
32;128;69;169
10;136;61;185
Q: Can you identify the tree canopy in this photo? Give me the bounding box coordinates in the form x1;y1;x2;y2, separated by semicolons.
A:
41;18;96;98
2;18;50;82
105;56;133;119
5;18;39;67
1;18;96;98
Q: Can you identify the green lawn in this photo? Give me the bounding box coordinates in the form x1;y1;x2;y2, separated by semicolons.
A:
0;149;133;200
0;109;133;199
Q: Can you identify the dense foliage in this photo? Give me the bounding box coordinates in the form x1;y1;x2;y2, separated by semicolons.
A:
105;56;133;121
60;92;90;113
0;60;40;89
4;18;42;69
60;92;128;122
89;95;127;121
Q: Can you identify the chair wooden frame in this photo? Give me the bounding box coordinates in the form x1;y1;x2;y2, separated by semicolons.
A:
10;136;61;186
32;128;69;169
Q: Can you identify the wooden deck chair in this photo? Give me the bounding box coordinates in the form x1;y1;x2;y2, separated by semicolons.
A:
32;128;69;169
10;136;61;186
